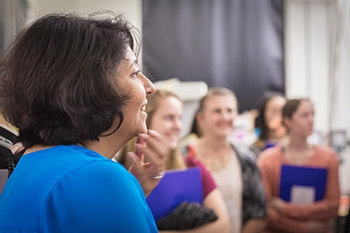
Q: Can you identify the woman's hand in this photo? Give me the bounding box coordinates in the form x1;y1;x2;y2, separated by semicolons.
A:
127;130;168;197
270;197;285;211
306;220;330;233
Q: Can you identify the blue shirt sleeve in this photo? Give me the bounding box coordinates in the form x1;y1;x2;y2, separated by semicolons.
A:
43;160;157;233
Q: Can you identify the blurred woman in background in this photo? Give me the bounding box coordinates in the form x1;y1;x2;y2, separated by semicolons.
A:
258;99;340;233
186;87;267;233
251;92;287;158
118;89;230;233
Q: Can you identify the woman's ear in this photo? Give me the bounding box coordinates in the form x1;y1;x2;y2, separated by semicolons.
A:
195;113;204;137
282;117;291;131
196;112;204;126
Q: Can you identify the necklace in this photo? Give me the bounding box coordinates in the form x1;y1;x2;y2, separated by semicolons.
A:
206;149;231;172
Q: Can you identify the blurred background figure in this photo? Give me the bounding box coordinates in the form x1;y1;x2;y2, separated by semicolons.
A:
250;92;287;158
258;99;340;233
185;87;267;233
117;89;230;233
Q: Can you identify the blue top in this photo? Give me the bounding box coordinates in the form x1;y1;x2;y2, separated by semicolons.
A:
0;145;157;233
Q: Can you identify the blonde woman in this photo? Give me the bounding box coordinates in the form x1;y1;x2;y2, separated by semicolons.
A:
118;89;230;233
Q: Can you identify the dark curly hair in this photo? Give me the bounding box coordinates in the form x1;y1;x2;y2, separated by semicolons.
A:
254;91;285;140
0;12;140;148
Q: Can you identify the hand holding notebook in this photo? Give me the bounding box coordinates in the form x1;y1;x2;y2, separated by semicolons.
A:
279;165;327;204
146;167;203;221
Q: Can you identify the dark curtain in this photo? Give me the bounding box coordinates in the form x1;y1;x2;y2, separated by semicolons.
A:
0;0;28;58
142;0;284;111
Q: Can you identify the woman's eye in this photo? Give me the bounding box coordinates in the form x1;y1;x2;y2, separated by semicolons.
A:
132;70;141;77
165;115;172;120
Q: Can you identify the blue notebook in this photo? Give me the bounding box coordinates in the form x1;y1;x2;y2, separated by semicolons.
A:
146;167;203;221
279;165;327;203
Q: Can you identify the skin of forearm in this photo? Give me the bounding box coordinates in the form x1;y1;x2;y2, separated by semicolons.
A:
241;219;266;233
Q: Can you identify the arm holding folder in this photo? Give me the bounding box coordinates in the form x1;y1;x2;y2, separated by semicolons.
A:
274;152;340;220
147;166;229;233
258;146;340;232
258;99;340;232
259;155;309;232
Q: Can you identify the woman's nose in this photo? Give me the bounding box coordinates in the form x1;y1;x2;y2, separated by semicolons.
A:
140;72;155;94
309;115;314;124
222;111;231;120
173;119;182;131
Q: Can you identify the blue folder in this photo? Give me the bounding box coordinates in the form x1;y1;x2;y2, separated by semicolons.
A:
279;165;327;202
146;167;203;221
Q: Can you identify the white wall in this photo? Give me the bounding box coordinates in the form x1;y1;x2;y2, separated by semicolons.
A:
285;0;350;139
28;0;142;29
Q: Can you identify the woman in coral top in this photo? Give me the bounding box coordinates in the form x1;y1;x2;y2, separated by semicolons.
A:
257;99;340;233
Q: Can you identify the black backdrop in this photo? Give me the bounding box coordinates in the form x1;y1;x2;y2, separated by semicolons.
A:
142;0;284;111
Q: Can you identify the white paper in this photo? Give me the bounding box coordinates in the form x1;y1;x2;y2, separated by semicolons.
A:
290;185;315;205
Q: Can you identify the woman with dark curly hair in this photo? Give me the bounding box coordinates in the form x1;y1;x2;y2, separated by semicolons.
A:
0;12;167;233
250;92;287;158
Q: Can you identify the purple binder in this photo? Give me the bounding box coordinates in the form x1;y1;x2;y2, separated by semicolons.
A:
279;165;327;202
146;167;203;221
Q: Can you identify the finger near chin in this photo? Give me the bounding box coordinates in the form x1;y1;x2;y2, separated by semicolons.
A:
135;144;146;159
147;130;169;145
136;133;149;146
144;136;168;158
141;146;164;165
142;147;165;173
148;130;169;151
146;129;161;138
127;152;141;165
